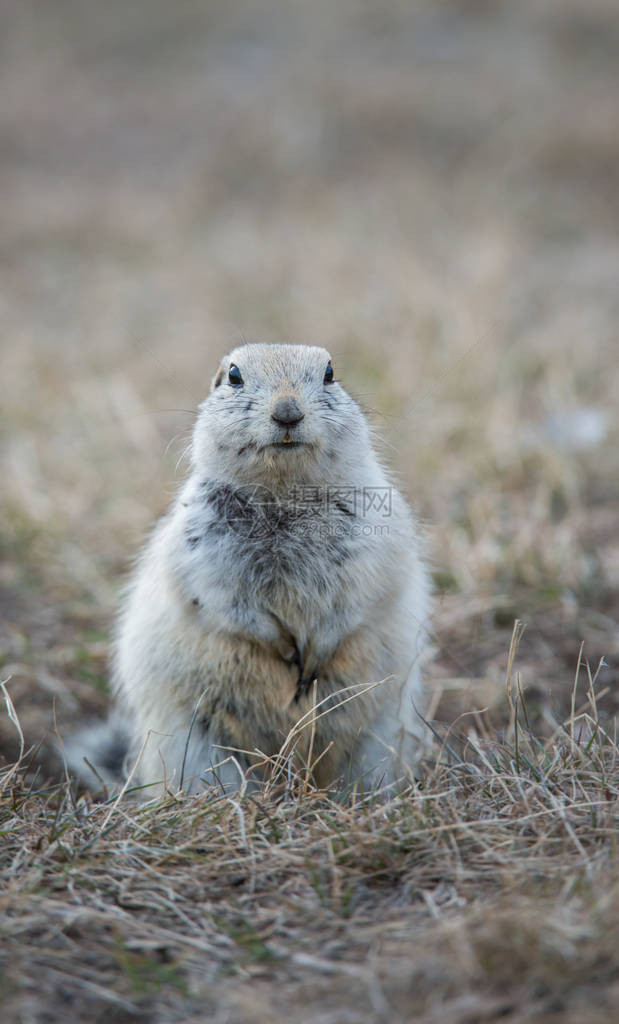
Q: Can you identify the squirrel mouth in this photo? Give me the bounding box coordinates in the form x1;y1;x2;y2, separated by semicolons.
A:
270;439;305;449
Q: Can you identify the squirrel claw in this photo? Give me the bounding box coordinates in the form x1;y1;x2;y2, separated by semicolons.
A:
294;673;318;703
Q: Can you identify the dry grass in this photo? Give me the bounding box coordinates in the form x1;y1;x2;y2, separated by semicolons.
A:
1;0;618;1020
1;641;617;1022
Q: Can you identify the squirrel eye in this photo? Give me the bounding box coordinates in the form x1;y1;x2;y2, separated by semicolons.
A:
323;361;334;384
228;364;244;387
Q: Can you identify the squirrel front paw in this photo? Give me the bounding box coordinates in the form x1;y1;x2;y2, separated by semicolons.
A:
265;611;301;669
293;632;341;701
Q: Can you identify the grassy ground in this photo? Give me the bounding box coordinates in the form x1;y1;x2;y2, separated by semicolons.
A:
1;1;617;1020
1;675;617;1023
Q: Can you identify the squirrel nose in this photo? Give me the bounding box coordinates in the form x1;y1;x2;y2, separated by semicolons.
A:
271;396;305;427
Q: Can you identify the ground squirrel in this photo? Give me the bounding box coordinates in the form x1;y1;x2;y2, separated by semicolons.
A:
69;344;431;795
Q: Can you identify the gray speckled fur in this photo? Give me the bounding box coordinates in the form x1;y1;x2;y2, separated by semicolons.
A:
72;344;431;796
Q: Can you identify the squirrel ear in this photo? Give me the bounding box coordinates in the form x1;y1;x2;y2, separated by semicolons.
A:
211;365;225;391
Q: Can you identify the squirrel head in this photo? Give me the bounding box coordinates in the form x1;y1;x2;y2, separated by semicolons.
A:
191;343;372;487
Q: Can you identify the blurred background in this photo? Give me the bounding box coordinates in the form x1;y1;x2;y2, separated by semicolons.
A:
1;0;617;760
